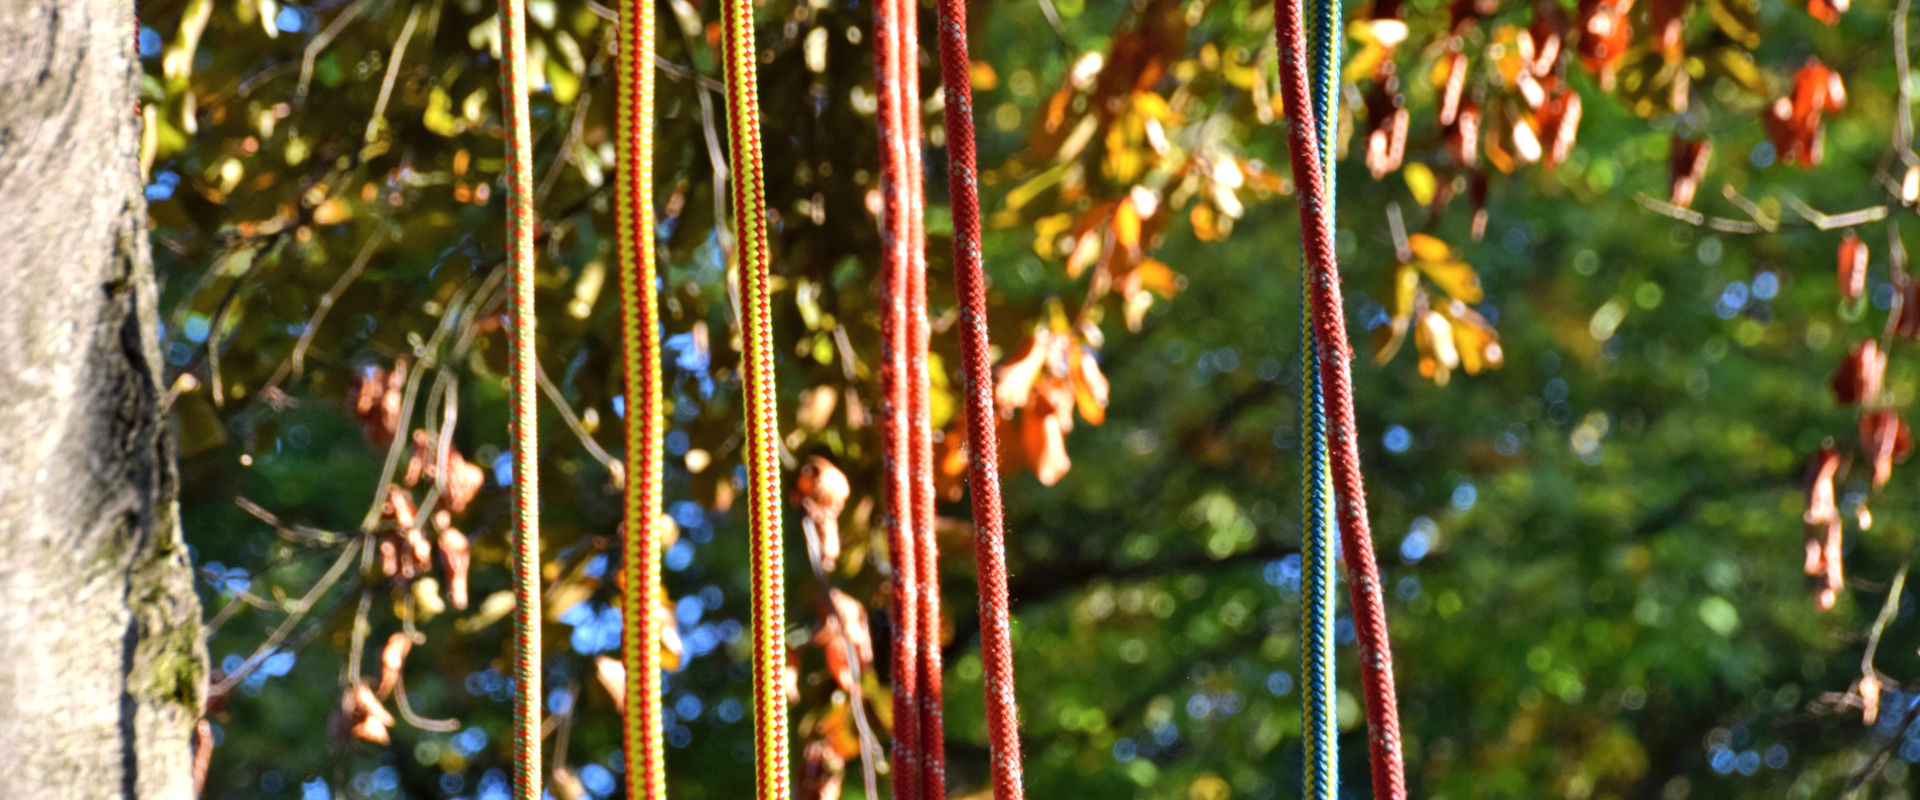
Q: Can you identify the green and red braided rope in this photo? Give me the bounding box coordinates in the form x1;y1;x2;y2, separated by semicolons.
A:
494;0;541;797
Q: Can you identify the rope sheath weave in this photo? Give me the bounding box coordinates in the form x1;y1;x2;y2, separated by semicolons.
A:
1296;0;1409;793
897;0;949;794
1296;0;1340;793
873;0;923;793
496;0;542;795
931;3;1026;797
717;0;790;793
616;0;667;794
1275;0;1409;795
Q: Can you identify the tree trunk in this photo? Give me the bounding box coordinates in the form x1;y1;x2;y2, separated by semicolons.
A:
0;1;207;798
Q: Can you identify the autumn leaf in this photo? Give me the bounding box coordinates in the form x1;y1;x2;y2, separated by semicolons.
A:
798;738;847;800
1373;264;1422;364
376;633;410;698
995;333;1052;413
1860;409;1912;488
1407;234;1483;303
593;655;626;713
1415;308;1460;385
1668;138;1710;208
1838;231;1867;301
1831;340;1884;406
795;456;850;572
1069;343;1110;426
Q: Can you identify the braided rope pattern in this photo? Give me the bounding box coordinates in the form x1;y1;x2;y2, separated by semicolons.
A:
717;0;789;793
898;0;949;795
496;0;542;796
931;4;1024;797
1282;0;1344;786
616;0;667;795
872;0;922;793
1300;0;1408;794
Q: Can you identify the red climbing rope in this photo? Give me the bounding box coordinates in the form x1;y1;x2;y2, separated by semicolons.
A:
1272;0;1408;795
897;1;949;796
872;0;923;793
931;2;1025;797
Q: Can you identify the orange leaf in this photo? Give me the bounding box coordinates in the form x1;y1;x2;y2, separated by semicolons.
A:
1069;344;1110;426
1838;231;1868;301
995;333;1051;412
376;633;411;698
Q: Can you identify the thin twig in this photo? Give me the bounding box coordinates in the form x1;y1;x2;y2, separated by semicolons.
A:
213;538;363;694
1721;185;1779;232
299;0;368;99
366;3;422;142
395;672;461;732
1861;563;1908;676
534;363;623;482
1784;194;1889;231
290;229;383;378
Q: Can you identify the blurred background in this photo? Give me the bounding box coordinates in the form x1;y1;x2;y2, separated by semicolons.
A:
137;0;1920;796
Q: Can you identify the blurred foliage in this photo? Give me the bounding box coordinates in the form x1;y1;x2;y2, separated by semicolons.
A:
136;0;1920;796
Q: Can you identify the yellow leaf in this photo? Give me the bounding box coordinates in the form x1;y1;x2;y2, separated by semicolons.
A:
1133;258;1181;297
1414;309;1459;385
1069;344;1109;426
1114;199;1142;253
1415;258;1483;303
1406;233;1452;264
1387;263;1420;318
1403;162;1437;206
1033;212;1074;258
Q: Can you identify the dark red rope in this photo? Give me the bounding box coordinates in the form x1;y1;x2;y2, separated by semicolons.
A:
872;0;921;793
897;0;950;794
1271;0;1408;795
932;2;1025;797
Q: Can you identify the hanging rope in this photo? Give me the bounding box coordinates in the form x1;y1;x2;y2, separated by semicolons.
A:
717;0;789;793
616;0;667;795
1276;0;1408;795
1299;0;1408;793
897;0;949;795
495;0;541;796
931;3;1025;798
872;0;923;793
1292;0;1339;793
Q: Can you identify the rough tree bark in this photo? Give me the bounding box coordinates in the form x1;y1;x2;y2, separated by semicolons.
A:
0;0;207;797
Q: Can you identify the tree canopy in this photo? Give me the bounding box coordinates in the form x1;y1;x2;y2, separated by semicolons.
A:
137;0;1920;796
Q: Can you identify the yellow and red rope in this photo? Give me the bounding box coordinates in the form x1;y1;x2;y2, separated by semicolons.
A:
715;0;791;793
615;0;667;795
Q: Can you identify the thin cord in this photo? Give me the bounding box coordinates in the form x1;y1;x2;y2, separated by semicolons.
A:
931;2;1025;796
616;0;667;795
717;0;789;792
496;0;542;796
